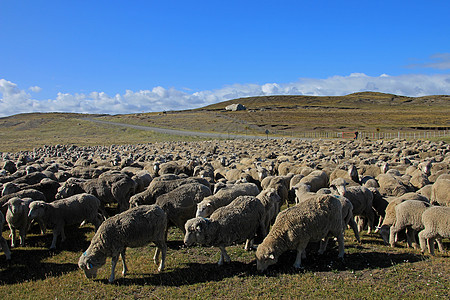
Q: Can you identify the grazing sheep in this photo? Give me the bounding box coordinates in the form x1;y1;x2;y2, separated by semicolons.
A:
256;194;344;272
430;177;450;206
0;211;11;261
389;200;432;248
261;175;291;206
155;182;211;234
28;193;102;249
418;206;450;255
3;197;43;247
195;182;260;218
78;204;167;283
330;178;375;234
184;195;266;265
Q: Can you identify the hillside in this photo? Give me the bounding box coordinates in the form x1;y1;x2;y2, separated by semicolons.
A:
0;92;449;152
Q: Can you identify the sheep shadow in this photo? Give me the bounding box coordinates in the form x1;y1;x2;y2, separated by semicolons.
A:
0;248;78;284
109;260;255;287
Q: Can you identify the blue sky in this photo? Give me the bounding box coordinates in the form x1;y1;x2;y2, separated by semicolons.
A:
1;0;449;117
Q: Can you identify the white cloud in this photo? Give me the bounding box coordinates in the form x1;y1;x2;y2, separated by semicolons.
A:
29;86;42;93
1;73;450;117
407;53;450;70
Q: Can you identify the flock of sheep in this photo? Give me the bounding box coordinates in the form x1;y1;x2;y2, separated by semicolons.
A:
0;138;449;283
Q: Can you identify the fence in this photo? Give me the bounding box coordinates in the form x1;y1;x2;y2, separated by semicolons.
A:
273;130;450;140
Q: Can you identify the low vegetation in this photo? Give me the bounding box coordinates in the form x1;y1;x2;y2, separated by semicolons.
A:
1;223;449;299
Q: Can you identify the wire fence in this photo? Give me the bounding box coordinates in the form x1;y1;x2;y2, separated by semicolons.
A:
271;130;450;140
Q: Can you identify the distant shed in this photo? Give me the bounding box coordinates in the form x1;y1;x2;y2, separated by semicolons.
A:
225;103;246;111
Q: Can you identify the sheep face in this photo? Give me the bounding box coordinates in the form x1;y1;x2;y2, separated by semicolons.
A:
378;225;390;245
255;245;278;272
5;197;26;217
195;202;213;218
184;217;210;246
28;201;47;220
78;252;105;279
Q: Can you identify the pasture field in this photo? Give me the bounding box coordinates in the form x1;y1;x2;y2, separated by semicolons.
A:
0;92;449;152
1;223;449;299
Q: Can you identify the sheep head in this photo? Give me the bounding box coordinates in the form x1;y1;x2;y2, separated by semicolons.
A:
184;217;211;246
78;250;106;279
255;244;278;272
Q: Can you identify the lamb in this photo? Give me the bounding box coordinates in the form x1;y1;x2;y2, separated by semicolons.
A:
418;206;450;255
195;182;260;218
0;210;11;261
28;193;102;249
256;194;344;272
155;182;211;234
3;197;44;247
184;195;266;265
78;204;167;283
389;200;432;249
330;178;375;234
430;177;450;206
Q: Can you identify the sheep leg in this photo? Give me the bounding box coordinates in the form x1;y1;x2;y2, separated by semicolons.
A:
120;250;128;277
244;239;254;251
405;228;418;249
389;224;399;247
347;217;360;243
336;232;345;259
9;227;17;248
428;237;436;256
109;255;119;283
293;241;308;269
19;228;26;247
374;216;384;233
436;238;445;253
50;227;61;249
154;241;167;272
217;246;230;266
0;237;11;261
418;230;428;253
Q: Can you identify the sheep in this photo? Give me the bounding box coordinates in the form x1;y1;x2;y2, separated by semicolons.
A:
129;177;210;207
0;189;47;215
299;170;329;192
255;194;344;272
430;177;450;206
28;193;102;249
418;206;450;255
378;192;429;245
330;178;375;234
0;210;11;261
155;182;211;234
78;204;167;283
3;197;44;247
184;195;266;265
376;173;409;197
256;188;282;235
195;182;260;218
56;171;136;212
389;200;432;248
261;175;291;206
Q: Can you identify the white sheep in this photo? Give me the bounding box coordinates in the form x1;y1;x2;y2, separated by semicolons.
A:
418;206;449;255
184;195;266;265
0;211;11;261
389;200;433;249
3;197;44;247
430;177;450;207
28;193;102;249
195;182;260;218
256;188;282;235
78;204;167;283
330;178;375;234
256;194;344;272
299;170;329;192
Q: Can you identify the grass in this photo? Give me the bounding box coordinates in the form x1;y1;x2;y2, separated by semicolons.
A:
1;223;449;299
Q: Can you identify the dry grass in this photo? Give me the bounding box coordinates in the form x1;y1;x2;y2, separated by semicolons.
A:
1;224;449;299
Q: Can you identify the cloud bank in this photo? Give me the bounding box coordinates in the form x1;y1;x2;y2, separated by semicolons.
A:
1;73;450;117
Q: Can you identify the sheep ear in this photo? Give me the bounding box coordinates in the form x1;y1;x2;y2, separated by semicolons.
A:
195;225;202;232
206;203;211;207
269;254;275;260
